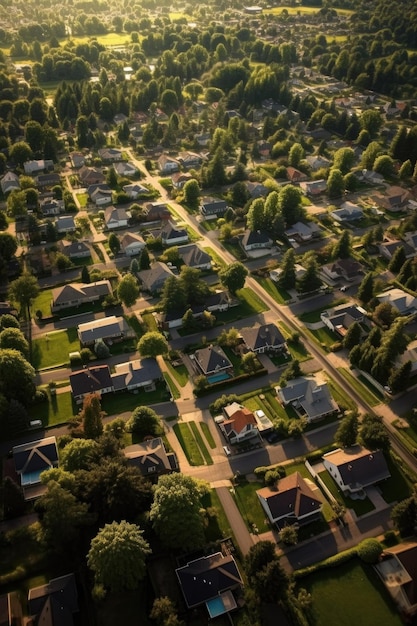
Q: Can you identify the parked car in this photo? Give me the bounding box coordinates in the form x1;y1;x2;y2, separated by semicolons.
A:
265;430;279;444
223;445;231;456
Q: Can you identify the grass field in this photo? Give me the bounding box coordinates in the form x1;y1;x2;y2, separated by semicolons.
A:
201;489;233;541
337;368;383;407
32;327;79;369
33;289;53;319
29;390;77;426
163;372;180;400
302;559;403;626
258;277;292;304
232;480;269;533
164;359;188;387
173;422;206;466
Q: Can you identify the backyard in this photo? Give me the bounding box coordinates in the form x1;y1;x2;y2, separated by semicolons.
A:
32;328;80;369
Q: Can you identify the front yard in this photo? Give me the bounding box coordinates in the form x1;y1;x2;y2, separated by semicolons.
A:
32;328;80;369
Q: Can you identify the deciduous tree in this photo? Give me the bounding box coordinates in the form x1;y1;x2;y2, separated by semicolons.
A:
137;331;168;358
118;273;140;307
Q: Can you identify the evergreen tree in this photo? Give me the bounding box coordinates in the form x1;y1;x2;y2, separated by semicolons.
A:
139;247;150;270
357;272;374;304
297;253;321;293
335;413;359;448
80;393;104;439
278;248;296;289
388;245;406;273
81;265;90;284
332;230;351;259
388;360;412;394
343;321;362;351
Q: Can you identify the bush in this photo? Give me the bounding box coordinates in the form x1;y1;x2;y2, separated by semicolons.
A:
33;389;48;404
383;530;398;547
357;538;383;564
294;548;357;578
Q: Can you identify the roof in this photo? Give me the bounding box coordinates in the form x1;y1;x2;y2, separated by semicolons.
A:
13;437;58;476
240;323;285;351
69;365;113;398
28;573;78;626
194;345;232;375
277;376;338;421
257;472;322;522
125;437;175;474
241;230;272;247
52;280;112;305
120;232;145;248
112;357;162;390
223;406;257;436
323;446;390;488
178;244;211;268
104;206;130;223
176;553;243;608
138;262;175;291
58;240;90;257
385;543;417;608
77;315;128;344
160;220;188;240
376;288;417;315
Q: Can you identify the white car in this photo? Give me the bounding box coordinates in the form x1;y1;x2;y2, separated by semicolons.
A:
223;445;231;456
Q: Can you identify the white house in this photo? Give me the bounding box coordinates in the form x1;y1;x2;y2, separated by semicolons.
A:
104;206;131;230
221;403;259;444
120;232;146;256
276;376;338;422
323;446;390;497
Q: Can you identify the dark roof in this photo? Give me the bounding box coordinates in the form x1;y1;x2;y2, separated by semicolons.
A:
241;230;272;247
176;553;243;608
125;437;176;475
28;573;78;626
257;472;322;522
178;244;211;267
13;437;58;475
324;446;390;488
394;545;417;607
69;365;113;398
194;345;232;375
240;323;285;351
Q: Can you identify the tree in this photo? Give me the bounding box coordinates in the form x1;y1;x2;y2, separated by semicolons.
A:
150;474;208;551
8;272;39;321
87;521;151;592
279;525;298;545
219;262;248;294
327;168;344;198
150;597;184;626
127;405;161;439
343;322;361;351
297;253;321;293
333;147;355;174
183;179;200;208
0;314;19;330
388;245;406;273
108;233;121;255
0;232;17;261
391;494;417;536
359;413;390;453
360;110;383;138
118;273;140;307
241;352;260;373
357;272;374;304
81;265;90;284
0;349;35;405
218;327;241;349
79;393;104;439
388;360;412;394
357;538;383;564
0;327;29;358
279;184;304;225
139;247;150;270
179;266;210;305
245;541;276;582
55;252;72;272
9;141;32;166
161;276;187;313
332;230;351;259
373;154;395;178
373;302;396;329
335;413;359;448
61;438;99;472
278;248;296;289
288;142;304;167
137;331;168;358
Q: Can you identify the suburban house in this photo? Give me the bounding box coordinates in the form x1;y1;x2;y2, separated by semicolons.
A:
157;291;230;330
114;161;137;177
305;155;330;170
200;197;227;217
104;205;131;230
69;151;85;168
55;215;76;234
160;221;189;246
270;263;306;283
178;244;212;270
285;221;321;243
69;365;114;403
144;202;171;222
375;543;417;619
193;345;233;376
51;280;112;312
320;303;367;337
124;437;178;478
245;181;270;198
256;472;322;529
403;230;417;251
397;339;417;374
376;288;417;316
158;154;180;174
39;197;65;216
58;240;90;259
171;171;194;189
13;437;59;500
88;184;113;206
23;159;53;175
37;172;60;188
78;166;104;186
379;239;415;261
322;446;391;498
176;553;243;615
221;402;259;444
123;183;148;199
239;323;286;354
331;202;364;223
1;171;20;194
120;232;146;256
372;186;413;212
28;574;78;626
299;179;327;196
322;258;364;283
241;230;273;252
138;262;175;293
98;147;123;162
177;151;203;169
77;315;134;346
286;166;308;183
276;376;339;422
111;357;163;392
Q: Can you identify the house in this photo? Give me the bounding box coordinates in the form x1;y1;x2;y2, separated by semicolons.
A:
193;344;232;376
305;155;330;171
69;365;114;403
285;221;321;243
78;165;105;186
158;154;180;174
379;239;415;261
51;280;112;312
241;230;273;251
114;161;137;177
354;169;385;185
28;574;78;626
77;315;134;346
322;258;364;282
403;230;417;251
55;215;76;234
257;140;272;159
299;179;327;196
176;553;243;612
323;445;390;497
36;172;60;188
245;181;270;198
376;288;417;316
178;244;212;270
157;291;230;330
39;196;65;216
98;147;123;162
331;202;364;223
270;263;306;283
375;543;417;619
171;172;194;189
321;304;367;337
123;183;148;199
1;171;20;194
13;436;58;500
257;472;322;529
397;339;417;374
69;151;85;168
104;205;131;230
276;376;338;422
286;167;308;183
138;261;175;293
23;159;53;175
88;184;113;206
177;151;203;169
160;221;189;246
144;202;171;222
372;186;412;212
111;357;163;392
58;240;90;259
221;403;258;444
200;197;227;217
239;323;286;354
125;437;178;478
120;232;146;256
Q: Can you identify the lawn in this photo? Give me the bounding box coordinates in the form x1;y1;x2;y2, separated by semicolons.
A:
163;372;180;400
326;378;357;412
215;288;268;324
201;489;233;541
236;287;269;314
307;326;339;349
102;384;171;417
32;328;80;369
29;390;78;426
378;452;414;503
203;247;227;268
189;421;213;465
173;422;205;466
141;311;159;332
337;368;383;407
257;277;292;304
301;559;403;626
232;480;270;533
164;359;189;387
33;289;53;319
200;422;216;449
318;471;375;516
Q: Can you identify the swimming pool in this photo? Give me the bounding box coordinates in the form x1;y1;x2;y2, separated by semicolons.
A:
207;371;230;384
206;596;226;618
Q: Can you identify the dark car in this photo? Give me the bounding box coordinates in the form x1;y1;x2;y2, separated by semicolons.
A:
265;431;279;444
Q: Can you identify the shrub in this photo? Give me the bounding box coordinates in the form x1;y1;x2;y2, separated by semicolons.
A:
383;530;398;547
357;538;383;564
33;389;48;404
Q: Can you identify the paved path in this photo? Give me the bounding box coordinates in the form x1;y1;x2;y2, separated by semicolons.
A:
214;483;255;556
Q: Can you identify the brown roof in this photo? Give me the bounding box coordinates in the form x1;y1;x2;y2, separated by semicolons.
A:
257;472;322;522
223;408;256;436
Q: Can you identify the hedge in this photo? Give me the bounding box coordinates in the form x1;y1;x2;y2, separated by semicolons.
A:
194;367;267;397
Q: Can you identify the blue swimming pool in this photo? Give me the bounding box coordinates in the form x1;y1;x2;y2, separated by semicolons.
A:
206;596;226;618
207;371;230;384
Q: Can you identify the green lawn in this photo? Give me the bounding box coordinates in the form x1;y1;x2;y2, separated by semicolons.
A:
32;328;80;369
378;453;414;503
258;277;292;304
326;378;357;413
164;359;189;387
201;489;233;541
307;326;339;349
102;384;171;417
189;421;213;465
337;368;382;407
302;559;403;626
163;372;180;400
318;471;375;516
236;287;269;314
200;422;216;449
232;480;270;533
173;422;205;466
141;311;158;332
29;390;77;426
33;289;53;319
203;247;226;268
